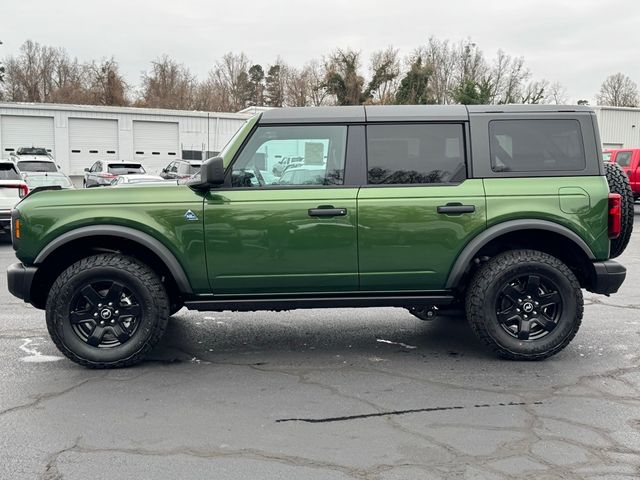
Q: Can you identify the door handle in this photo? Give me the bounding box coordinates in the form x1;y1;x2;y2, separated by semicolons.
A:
437;203;476;215
308;206;348;217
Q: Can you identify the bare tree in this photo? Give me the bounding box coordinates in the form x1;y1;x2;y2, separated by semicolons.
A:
303;59;330;106
212;52;252;111
542;81;569;105
140;55;195;109
596;73;639;107
86;58;127;106
285;66;309;107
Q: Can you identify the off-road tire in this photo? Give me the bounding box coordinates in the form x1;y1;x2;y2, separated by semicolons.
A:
605;162;634;258
46;254;169;368
466;249;583;361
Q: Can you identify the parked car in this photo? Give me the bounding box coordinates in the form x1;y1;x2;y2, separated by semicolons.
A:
7;105;633;368
160;160;202;180
111;174;167;186
276;165;327;185
272;156;303;176
23;172;74;190
84;161;146;188
604;148;640;201
0;161;28;234
10;147;62;174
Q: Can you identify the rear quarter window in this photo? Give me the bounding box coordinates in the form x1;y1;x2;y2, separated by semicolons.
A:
489;119;586;173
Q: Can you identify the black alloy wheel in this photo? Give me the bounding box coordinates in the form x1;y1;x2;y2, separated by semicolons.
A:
495;274;562;341
69;281;142;348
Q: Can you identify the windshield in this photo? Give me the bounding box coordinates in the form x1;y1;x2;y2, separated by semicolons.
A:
25;175;73;189
108;164;146;174
17;147;49;156
17;161;57;172
219;116;259;167
0;163;21;180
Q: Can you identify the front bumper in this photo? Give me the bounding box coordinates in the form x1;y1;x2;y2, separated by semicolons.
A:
7;262;37;303
588;260;626;295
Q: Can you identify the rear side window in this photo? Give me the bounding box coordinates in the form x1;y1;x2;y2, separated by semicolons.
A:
489;120;586;172
108;163;146;174
615;151;632;167
0;163;21;180
366;124;466;185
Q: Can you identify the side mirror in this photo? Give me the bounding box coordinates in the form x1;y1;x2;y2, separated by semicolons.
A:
187;157;225;191
161;168;167;173
84;168;90;172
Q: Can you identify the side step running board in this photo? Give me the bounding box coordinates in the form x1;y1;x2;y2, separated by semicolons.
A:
184;295;455;312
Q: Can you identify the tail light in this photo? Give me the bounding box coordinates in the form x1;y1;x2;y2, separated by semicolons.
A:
18;184;29;198
99;173;116;179
608;193;622;239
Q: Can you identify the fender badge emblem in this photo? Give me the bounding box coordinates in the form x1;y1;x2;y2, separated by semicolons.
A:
184;210;198;221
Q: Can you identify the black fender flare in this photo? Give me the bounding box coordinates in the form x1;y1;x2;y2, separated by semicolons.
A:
445;219;596;289
34;225;193;294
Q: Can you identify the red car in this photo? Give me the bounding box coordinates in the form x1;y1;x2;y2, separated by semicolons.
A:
604;148;640;201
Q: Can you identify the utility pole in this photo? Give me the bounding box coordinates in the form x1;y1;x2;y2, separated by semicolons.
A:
0;40;5;84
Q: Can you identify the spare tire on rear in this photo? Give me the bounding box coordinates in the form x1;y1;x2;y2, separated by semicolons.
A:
605;162;634;258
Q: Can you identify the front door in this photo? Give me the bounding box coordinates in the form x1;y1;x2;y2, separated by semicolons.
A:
204;124;359;295
358;123;486;291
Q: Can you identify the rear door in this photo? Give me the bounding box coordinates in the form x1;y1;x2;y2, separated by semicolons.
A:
204;124;360;295
357;122;486;291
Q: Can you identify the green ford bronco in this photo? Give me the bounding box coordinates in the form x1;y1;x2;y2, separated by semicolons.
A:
7;105;633;368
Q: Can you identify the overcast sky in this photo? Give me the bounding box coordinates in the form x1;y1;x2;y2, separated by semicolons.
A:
1;0;639;103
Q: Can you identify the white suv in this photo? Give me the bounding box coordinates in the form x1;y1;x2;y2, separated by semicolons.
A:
0;161;28;233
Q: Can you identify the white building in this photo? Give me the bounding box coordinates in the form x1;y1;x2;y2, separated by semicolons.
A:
593;106;640;150
0;102;252;177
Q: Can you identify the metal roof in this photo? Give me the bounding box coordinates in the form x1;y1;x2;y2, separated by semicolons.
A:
0;102;251;120
366;105;467;121
465;104;594;114
260;106;365;124
259;104;595;124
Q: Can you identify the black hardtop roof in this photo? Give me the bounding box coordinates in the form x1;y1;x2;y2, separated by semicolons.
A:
258;104;594;124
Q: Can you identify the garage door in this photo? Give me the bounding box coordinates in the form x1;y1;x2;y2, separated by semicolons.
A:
68;118;119;175
133;121;179;174
0;116;55;159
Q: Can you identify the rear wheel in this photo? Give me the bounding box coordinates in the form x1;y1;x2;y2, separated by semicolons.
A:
605;162;634;258
466;249;583;360
46;254;169;368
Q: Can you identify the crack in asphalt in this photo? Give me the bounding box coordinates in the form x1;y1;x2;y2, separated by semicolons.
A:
44;443;373;480
275;401;544;423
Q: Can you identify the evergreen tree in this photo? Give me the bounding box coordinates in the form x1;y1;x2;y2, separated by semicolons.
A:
395;57;433;104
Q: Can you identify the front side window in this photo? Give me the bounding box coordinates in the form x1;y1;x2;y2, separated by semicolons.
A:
366;124;466;185
489;119;586;172
231;125;347;187
616;151;632;167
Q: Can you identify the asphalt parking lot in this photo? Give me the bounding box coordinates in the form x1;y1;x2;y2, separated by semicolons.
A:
0;210;639;480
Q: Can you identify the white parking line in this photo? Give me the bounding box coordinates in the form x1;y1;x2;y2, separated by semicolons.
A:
19;338;64;363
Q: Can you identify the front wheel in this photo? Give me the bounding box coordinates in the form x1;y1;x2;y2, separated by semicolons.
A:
46;254;169;368
465;249;583;360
